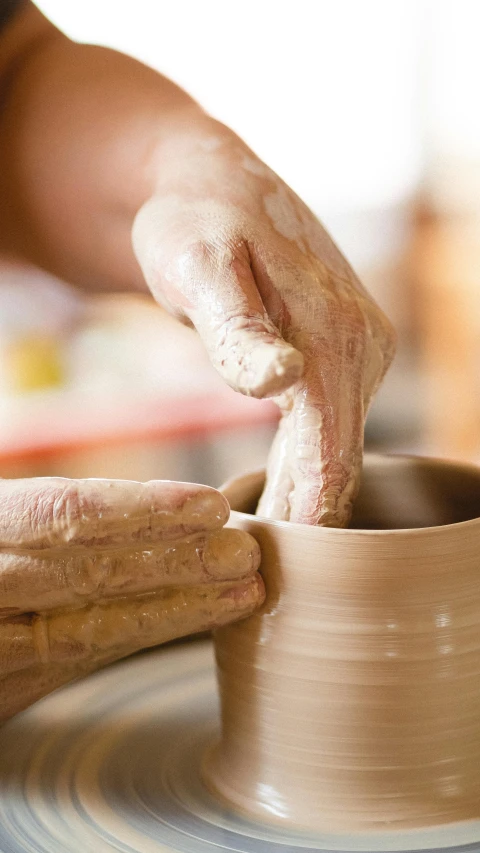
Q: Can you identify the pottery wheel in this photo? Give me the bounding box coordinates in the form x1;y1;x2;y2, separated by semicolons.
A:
1;641;480;853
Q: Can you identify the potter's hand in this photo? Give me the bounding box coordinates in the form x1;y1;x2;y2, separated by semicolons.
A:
0;477;263;723
0;7;394;526
133;136;396;526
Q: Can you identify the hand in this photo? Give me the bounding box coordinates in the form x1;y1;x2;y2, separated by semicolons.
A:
133;130;396;526
0;476;263;723
0;14;394;526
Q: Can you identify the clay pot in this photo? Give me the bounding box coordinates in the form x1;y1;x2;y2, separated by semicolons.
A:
203;455;480;832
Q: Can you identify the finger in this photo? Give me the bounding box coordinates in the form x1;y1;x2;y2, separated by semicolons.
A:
0;575;265;679
174;247;305;398
258;303;368;526
288;325;366;526
0;571;264;722
133;200;303;398
256;413;293;519
0;529;261;615
0;478;229;550
286;385;364;527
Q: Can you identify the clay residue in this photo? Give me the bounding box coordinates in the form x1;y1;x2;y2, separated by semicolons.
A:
0;475;266;722
133;165;395;529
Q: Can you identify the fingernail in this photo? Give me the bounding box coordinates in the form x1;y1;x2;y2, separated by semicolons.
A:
181;490;229;530
204;529;261;578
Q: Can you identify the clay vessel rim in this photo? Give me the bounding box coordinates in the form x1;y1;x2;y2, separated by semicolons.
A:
227;453;480;537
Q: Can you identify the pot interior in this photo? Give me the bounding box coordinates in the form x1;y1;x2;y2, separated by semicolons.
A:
224;456;480;530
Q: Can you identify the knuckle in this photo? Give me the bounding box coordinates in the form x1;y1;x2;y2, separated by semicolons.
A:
17;492;45;541
48;483;90;545
164;241;220;310
174;238;237;295
28;480;102;547
175;238;227;287
177;240;218;274
64;554;107;597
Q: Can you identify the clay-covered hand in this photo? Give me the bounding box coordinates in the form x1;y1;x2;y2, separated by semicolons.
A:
0;476;263;723
133;131;396;526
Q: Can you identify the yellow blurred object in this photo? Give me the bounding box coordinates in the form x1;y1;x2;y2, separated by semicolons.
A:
6;335;65;393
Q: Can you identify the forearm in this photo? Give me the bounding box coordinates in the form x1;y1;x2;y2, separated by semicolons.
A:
0;2;233;292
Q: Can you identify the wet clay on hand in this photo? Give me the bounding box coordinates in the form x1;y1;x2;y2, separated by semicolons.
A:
133;137;395;528
0;477;264;723
204;456;480;832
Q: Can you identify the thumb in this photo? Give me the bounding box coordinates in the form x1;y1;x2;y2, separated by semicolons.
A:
133;199;303;398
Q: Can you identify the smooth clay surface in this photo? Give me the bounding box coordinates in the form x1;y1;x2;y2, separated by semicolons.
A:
203;455;480;833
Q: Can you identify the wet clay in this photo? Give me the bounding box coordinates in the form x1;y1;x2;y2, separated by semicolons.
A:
203;455;480;832
133;147;395;528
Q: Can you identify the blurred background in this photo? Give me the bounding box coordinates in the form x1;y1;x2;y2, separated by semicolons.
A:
2;0;480;487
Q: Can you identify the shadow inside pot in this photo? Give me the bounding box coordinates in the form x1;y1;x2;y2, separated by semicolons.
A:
222;454;480;530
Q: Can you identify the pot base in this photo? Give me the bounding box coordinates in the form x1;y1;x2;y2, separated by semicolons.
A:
203;739;480;834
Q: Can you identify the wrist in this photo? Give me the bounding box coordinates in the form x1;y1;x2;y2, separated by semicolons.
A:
145;112;248;197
